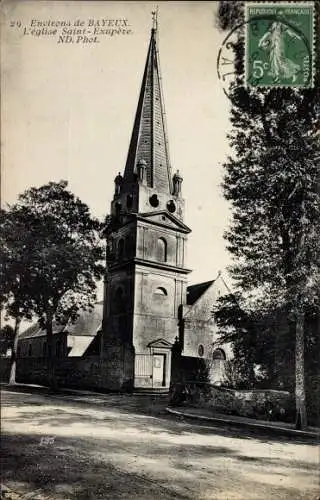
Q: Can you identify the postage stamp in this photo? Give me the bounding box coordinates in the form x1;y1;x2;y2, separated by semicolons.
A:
245;2;315;88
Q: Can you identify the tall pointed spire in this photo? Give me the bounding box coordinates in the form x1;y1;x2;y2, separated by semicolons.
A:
123;11;172;194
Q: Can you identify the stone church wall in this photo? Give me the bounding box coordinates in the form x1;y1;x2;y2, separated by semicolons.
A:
180;279;233;385
11;348;134;391
14;356;102;389
182;280;233;361
133;270;182;352
136;223;184;267
103;268;135;348
18;332;67;358
0;358;11;381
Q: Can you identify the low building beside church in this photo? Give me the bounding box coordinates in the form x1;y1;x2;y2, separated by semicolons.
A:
15;20;231;392
17;303;103;359
181;278;233;385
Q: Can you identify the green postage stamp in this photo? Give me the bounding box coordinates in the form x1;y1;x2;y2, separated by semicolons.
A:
245;2;315;87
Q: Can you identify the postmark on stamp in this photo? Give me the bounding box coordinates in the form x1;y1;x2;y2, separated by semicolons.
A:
245;2;315;88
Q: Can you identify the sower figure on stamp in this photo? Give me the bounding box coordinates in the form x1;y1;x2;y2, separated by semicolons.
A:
258;20;302;84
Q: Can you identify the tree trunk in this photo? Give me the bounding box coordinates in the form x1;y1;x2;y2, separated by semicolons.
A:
295;311;307;429
46;313;57;390
294;196;308;430
9;316;21;385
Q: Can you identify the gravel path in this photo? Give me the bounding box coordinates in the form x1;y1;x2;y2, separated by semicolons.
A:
1;389;319;499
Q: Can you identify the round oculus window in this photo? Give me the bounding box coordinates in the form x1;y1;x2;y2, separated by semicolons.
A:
167;200;176;213
198;344;204;357
149;194;159;207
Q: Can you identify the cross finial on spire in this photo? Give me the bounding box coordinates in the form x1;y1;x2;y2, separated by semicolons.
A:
151;7;158;31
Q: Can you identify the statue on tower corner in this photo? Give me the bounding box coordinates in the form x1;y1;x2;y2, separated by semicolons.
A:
137;159;147;184
173;169;183;196
114;172;123;196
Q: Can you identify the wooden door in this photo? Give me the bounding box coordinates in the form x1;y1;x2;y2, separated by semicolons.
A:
153;354;165;387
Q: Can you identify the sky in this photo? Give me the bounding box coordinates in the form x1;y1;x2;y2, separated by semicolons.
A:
2;0;233;292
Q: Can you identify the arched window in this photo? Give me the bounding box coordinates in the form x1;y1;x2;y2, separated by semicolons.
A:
154;287;167;296
157;237;167;262
118;238;125;261
28;344;32;357
212;349;226;361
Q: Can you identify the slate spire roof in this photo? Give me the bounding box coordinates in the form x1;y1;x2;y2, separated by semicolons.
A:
123;18;173;194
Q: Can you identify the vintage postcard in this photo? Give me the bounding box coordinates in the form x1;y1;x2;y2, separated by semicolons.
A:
1;1;319;499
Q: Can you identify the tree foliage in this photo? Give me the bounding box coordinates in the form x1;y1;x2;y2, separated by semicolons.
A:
0;181;105;385
15;181;104;323
1;206;39;383
215;1;320;427
0;206;35;319
0;325;14;356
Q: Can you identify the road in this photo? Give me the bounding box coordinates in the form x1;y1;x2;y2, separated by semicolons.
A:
1;388;319;499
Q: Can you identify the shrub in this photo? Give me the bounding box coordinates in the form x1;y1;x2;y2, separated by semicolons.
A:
306;374;320;426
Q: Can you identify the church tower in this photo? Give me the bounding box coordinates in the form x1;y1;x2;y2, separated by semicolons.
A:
102;16;191;391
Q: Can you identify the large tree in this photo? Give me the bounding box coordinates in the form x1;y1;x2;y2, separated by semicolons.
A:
0;207;35;384
0;181;105;387
216;1;320;428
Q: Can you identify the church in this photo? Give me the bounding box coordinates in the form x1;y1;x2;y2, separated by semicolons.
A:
16;19;231;392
